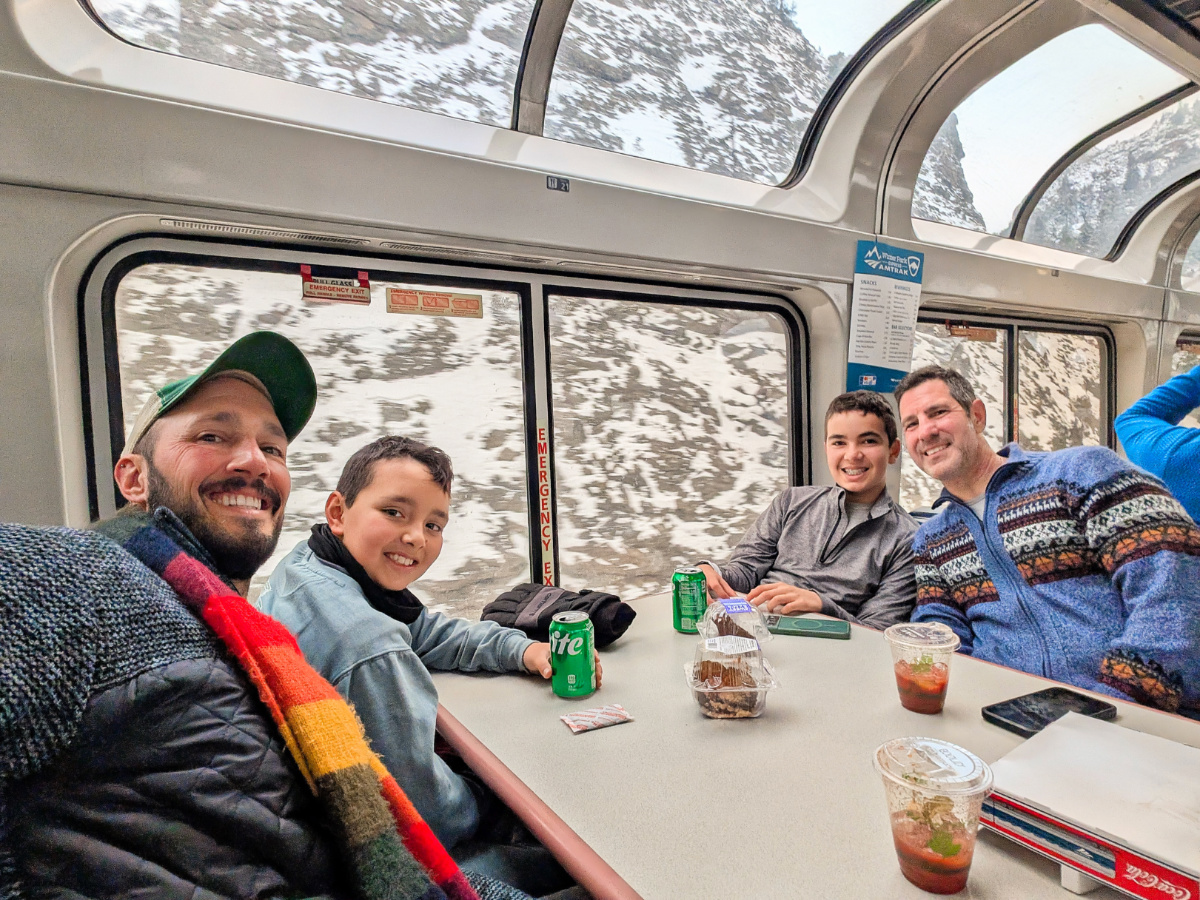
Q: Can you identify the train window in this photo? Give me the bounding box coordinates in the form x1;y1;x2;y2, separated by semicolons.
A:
546;294;790;598
900;322;1008;510
113;263;530;613
87;0;537;128
1170;335;1200;429
542;0;911;184
1017;330;1105;451
1024;93;1200;258
900;319;1113;509
913;25;1185;238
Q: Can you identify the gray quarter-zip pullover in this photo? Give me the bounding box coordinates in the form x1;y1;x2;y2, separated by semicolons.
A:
711;486;918;629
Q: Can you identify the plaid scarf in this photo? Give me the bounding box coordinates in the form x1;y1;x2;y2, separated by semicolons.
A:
102;509;478;900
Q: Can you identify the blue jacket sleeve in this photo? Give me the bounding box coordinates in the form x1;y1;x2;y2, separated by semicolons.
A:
1115;364;1200;520
407;610;533;674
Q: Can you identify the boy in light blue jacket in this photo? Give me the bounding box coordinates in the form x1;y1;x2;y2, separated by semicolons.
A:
260;436;560;849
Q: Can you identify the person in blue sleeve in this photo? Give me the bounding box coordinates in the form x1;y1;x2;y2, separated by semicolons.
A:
896;365;1200;717
1114;361;1200;522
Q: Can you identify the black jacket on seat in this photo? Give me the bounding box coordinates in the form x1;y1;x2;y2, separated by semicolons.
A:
482;584;635;649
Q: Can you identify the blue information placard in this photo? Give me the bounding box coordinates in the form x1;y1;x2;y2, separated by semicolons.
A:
847;240;925;393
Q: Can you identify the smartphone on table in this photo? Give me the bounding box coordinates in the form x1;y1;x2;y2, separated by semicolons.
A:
763;613;851;640
981;686;1117;738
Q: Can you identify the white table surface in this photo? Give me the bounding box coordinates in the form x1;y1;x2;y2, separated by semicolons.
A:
433;594;1200;900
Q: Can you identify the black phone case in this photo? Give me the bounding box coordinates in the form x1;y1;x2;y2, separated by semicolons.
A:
981;687;1117;739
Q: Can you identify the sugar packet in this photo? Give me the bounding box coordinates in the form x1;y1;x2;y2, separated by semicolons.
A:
560;704;634;734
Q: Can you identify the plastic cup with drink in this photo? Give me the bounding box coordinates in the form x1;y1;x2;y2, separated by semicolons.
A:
874;737;993;894
884;623;960;714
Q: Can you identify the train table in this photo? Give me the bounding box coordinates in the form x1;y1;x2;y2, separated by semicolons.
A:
433;594;1200;900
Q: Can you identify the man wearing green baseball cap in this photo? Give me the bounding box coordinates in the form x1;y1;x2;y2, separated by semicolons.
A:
114;330;317;594
3;335;535;896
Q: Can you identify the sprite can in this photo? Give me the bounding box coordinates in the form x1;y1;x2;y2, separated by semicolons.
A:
673;567;707;634
549;611;596;699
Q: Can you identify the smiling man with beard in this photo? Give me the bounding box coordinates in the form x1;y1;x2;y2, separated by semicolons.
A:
896;364;1200;717
0;332;503;900
115;368;290;593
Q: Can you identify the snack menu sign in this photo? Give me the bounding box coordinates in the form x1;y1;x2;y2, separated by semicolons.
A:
847;240;924;394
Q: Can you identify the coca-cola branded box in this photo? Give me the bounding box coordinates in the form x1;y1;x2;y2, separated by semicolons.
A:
982;713;1198;900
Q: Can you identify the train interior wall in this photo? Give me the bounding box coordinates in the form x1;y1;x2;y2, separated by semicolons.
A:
2;0;1199;576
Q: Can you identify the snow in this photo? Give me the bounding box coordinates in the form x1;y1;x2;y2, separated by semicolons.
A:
116;266;792;615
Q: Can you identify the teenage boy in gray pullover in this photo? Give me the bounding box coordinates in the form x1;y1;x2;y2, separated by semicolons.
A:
701;392;918;630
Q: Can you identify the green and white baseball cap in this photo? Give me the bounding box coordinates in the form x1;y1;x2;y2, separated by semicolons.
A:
121;331;317;457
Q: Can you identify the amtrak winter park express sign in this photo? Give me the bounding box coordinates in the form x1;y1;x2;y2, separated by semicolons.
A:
847;240;924;394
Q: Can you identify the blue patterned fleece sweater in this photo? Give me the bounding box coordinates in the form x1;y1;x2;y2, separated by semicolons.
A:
912;444;1200;714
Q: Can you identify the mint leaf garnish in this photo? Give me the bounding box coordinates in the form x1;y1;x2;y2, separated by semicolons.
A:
909;653;935;674
927;830;962;858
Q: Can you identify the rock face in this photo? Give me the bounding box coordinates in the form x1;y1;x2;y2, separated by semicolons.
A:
1025;96;1200;258
542;0;832;183
912;115;986;231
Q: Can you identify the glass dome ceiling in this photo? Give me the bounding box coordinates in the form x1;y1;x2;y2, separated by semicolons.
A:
912;24;1191;256
83;0;1200;254
87;0;916;184
1023;91;1200;258
89;0;540;127
543;0;913;184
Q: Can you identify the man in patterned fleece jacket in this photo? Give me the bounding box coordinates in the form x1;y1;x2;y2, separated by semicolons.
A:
895;365;1200;715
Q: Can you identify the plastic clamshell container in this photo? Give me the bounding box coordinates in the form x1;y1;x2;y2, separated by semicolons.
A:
697;597;772;644
685;635;778;719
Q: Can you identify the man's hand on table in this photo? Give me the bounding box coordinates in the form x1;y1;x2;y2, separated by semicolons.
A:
523;642;604;688
699;564;736;601
747;583;823;615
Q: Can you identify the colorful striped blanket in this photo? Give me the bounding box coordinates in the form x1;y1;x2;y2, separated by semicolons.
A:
108;509;478;900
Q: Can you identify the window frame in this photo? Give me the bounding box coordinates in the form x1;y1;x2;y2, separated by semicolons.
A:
778;0;937;189
82;241;539;582
79;235;809;587
914;309;1116;447
82;0;540;131
1171;330;1200;372
1010;83;1198;244
1107;169;1200;261
539;283;806;585
909;23;1191;243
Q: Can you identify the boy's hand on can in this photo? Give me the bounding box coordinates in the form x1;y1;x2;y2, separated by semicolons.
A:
523;642;553;678
594;651;603;689
698;563;736;601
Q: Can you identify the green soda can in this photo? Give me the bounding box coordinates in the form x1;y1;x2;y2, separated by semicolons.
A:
549;611;596;699
673;567;707;634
